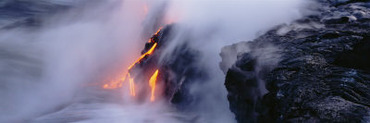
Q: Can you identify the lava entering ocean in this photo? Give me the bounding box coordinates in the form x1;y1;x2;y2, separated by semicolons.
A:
102;27;162;101
149;69;159;102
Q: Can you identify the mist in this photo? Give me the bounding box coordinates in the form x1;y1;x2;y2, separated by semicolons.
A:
0;0;310;122
158;0;309;122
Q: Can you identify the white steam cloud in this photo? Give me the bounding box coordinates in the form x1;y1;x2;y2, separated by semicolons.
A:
0;0;311;122
158;0;309;122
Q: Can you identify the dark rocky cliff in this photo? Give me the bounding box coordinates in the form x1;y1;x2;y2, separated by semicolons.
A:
221;0;370;122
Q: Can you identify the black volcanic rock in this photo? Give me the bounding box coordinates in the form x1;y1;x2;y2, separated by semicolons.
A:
221;1;370;122
130;25;209;111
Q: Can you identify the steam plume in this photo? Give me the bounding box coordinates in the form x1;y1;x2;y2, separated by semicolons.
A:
0;0;310;122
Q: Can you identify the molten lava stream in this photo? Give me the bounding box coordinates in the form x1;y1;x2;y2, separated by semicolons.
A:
102;27;162;101
149;70;159;102
102;43;158;99
148;27;162;43
128;73;136;96
128;43;157;70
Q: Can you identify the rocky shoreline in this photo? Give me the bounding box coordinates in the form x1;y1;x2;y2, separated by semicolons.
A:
221;1;370;122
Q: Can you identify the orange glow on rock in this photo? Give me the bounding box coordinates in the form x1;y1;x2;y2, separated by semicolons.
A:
148;27;162;43
149;70;159;102
154;27;162;35
104;42;157;94
128;73;136;96
102;27;162;101
128;43;157;70
102;72;127;89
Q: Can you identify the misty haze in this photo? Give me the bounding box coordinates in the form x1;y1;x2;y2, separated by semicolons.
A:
0;0;369;123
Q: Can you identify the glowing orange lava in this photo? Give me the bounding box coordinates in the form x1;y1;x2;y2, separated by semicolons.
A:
102;72;127;89
103;42;158;90
128;43;157;70
154;27;162;35
148;27;162;43
149;70;159;102
102;27;162;101
128;73;136;96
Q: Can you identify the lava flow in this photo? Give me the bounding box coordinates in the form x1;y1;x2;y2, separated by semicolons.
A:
127;43;157;70
149;70;159;102
102;27;162;101
128;73;136;96
148;27;162;43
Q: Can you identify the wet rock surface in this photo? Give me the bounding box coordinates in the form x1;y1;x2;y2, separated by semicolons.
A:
222;1;370;122
138;25;210;111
